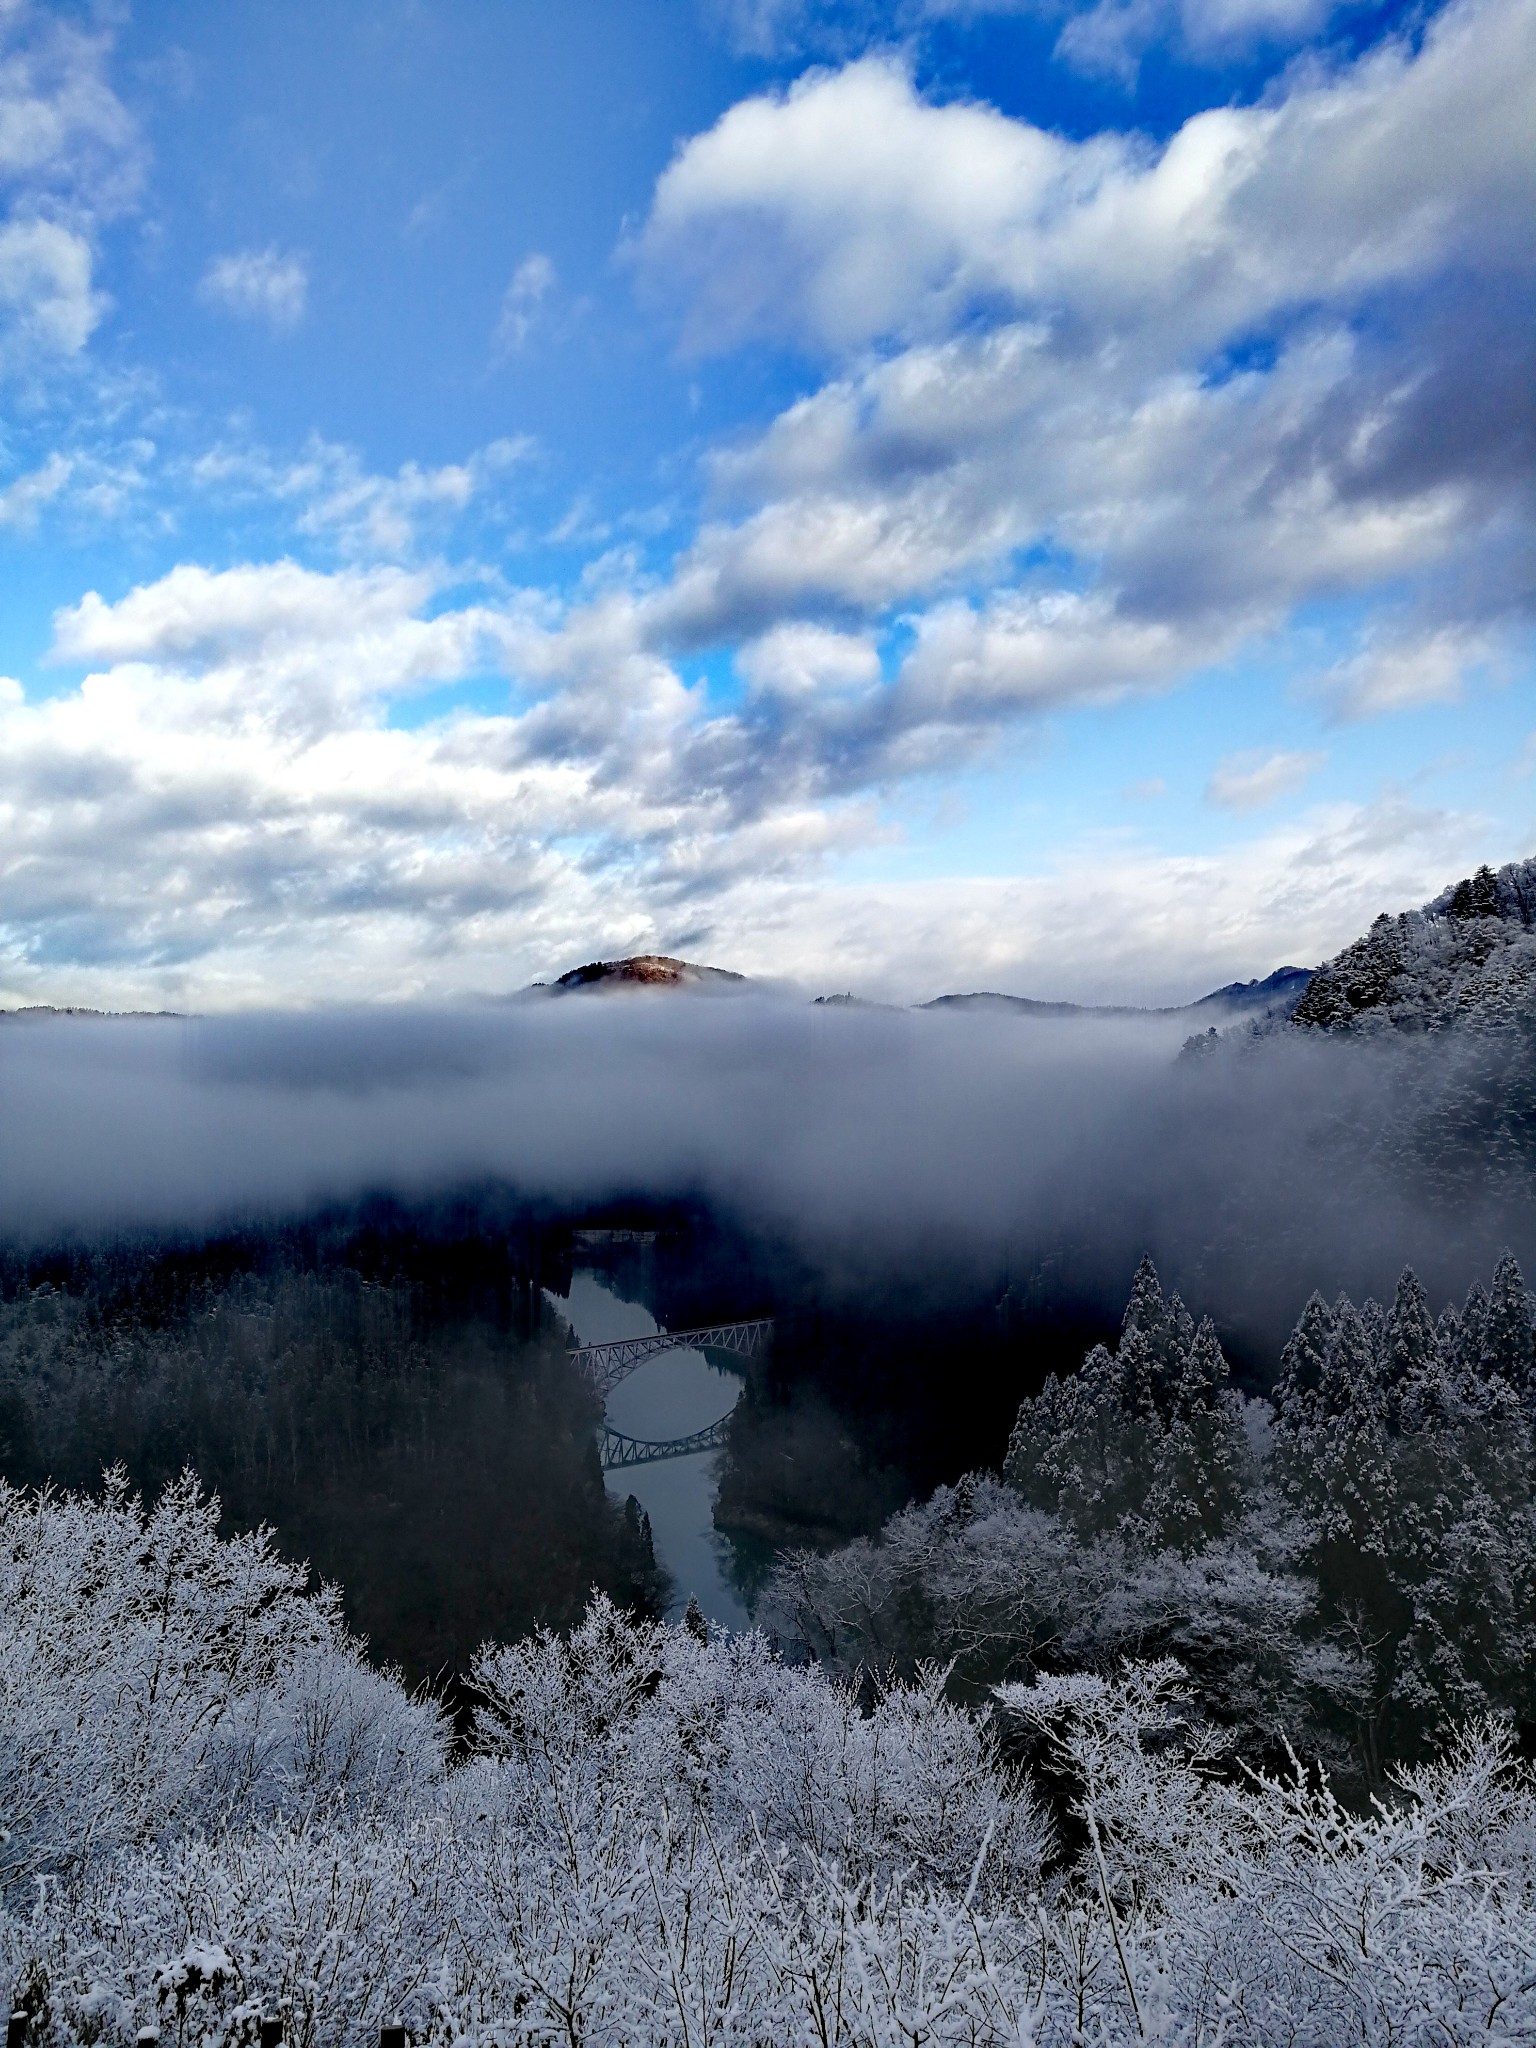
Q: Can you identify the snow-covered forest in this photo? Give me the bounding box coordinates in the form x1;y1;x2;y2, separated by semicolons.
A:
3;1468;1536;2047
1289;858;1536;1036
769;1255;1536;1793
4;1254;1536;2045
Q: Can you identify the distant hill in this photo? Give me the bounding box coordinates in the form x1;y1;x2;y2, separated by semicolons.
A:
533;955;1316;1018
919;966;1312;1024
1290;856;1536;1036
539;954;748;995
810;993;900;1011
922;992;1104;1018
1191;966;1314;1017
0;1005;184;1022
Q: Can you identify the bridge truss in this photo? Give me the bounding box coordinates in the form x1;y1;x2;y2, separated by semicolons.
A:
568;1316;773;1469
569;1317;773;1398
600;1413;732;1470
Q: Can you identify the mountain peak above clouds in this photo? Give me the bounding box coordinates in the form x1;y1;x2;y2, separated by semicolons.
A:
1189;967;1314;1017
541;955;749;994
916;968;1313;1023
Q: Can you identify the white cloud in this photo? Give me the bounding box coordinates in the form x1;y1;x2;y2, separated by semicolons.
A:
704;0;1362;74
190;432;534;559
673;322;1483;642
45;561;521;758
198;247;309;332
608;792;1490;1005
495;251;554;353
631;318;1479;755
1206;747;1325;811
647;2;1534;359
737;622;882;703
618;0;1535;791
0;6;140;206
0;7;139;374
0;214;102;360
0;2;1527;1006
0;554;1508;1011
643;60;1076;356
1319;625;1498;720
1052;0;1349;79
0;560;727;1004
706;0;811;53
0;447;67;526
705;590;1227;794
52;560;442;669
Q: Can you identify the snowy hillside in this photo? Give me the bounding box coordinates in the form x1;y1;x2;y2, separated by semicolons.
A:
1293;857;1536;1035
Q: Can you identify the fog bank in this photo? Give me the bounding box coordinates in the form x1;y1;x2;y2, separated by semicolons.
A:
1;996;1528;1338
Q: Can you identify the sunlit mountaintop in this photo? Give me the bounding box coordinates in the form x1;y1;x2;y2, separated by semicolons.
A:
542;955;749;994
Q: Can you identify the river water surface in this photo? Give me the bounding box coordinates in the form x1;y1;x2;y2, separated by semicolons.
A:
546;1269;751;1630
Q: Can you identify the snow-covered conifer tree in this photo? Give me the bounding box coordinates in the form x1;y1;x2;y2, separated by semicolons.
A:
1480;1251;1534;1392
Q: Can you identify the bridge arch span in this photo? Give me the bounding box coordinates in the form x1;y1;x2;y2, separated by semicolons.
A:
568;1316;771;1467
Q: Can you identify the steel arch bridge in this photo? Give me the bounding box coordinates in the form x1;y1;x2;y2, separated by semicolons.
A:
568;1317;773;1398
567;1316;772;1470
600;1414;733;1469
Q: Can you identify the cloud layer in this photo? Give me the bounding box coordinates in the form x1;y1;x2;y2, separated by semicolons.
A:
0;555;1491;1008
0;0;1529;1006
2;999;1530;1345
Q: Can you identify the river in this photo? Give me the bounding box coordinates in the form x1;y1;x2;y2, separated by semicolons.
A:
545;1269;752;1630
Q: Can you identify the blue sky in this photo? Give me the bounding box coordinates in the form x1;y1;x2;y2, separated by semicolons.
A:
0;0;1531;1007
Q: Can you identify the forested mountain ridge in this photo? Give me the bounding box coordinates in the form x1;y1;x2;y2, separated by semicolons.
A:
1290;855;1536;1035
923;965;1311;1023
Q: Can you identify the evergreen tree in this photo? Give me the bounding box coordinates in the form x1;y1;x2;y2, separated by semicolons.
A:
1007;1262;1249;1552
1470;863;1501;918
1116;1255;1195;1420
1274;1292;1335;1429
1480;1251;1534;1391
1274;1261;1536;1777
1383;1270;1434;1390
1382;1269;1447;1429
1457;1279;1490;1378
1314;1302;1384;1429
1144;1318;1248;1550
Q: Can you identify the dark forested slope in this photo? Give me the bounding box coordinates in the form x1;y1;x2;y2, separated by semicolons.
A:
0;1223;666;1684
